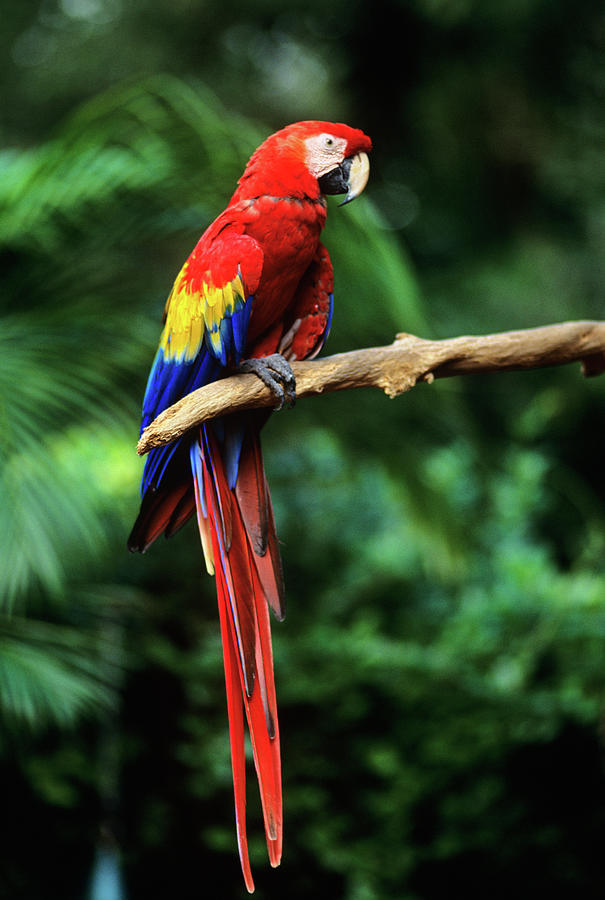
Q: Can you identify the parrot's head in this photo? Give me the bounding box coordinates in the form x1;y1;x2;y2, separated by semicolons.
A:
240;121;372;205
297;121;372;205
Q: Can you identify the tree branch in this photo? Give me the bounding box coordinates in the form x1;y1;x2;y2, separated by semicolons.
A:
137;320;605;455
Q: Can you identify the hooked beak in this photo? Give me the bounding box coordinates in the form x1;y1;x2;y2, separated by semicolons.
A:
318;151;370;206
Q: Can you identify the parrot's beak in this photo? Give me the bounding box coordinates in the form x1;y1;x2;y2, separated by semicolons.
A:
318;151;370;205
340;151;370;205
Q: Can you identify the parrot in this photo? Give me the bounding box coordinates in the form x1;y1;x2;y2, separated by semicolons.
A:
128;120;372;891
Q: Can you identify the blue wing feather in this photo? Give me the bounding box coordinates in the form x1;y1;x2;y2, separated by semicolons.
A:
139;293;255;498
140;347;219;496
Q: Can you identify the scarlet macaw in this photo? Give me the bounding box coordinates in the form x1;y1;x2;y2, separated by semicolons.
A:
128;121;372;891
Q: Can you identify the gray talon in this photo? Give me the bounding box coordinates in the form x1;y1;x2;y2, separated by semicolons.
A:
239;354;296;409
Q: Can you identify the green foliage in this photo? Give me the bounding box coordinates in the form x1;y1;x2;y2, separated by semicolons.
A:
0;613;119;736
0;78;255;737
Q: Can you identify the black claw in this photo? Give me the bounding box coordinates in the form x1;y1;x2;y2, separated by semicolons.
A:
239;353;297;409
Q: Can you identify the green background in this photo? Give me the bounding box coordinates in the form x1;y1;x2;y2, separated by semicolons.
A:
1;1;605;897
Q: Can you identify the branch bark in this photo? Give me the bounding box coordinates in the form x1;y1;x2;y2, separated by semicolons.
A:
137;319;605;455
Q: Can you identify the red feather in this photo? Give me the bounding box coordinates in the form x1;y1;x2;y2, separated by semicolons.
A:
195;428;282;891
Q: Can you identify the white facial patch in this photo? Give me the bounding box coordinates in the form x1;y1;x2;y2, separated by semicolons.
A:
304;133;348;179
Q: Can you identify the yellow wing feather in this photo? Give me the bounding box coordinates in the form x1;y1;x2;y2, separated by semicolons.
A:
159;262;247;364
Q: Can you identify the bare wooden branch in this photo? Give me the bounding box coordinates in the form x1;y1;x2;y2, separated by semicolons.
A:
137;320;605;455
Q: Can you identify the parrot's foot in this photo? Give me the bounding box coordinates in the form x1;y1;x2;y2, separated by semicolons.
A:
238;354;296;409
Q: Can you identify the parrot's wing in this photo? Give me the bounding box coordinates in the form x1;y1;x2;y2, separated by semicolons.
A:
141;230;264;435
136;232;264;497
128;231;263;551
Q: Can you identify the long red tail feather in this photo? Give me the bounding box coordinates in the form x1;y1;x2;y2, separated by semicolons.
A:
193;426;283;892
215;559;255;892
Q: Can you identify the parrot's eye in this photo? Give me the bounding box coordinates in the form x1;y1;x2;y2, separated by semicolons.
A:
324;136;334;148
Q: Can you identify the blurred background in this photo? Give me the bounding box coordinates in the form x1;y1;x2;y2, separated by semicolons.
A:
2;1;605;898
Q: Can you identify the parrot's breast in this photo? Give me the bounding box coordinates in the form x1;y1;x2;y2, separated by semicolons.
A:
243;194;327;344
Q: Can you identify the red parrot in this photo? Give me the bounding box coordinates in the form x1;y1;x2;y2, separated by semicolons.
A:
128;121;372;891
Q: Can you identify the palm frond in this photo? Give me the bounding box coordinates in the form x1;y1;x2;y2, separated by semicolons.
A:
0;614;122;738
